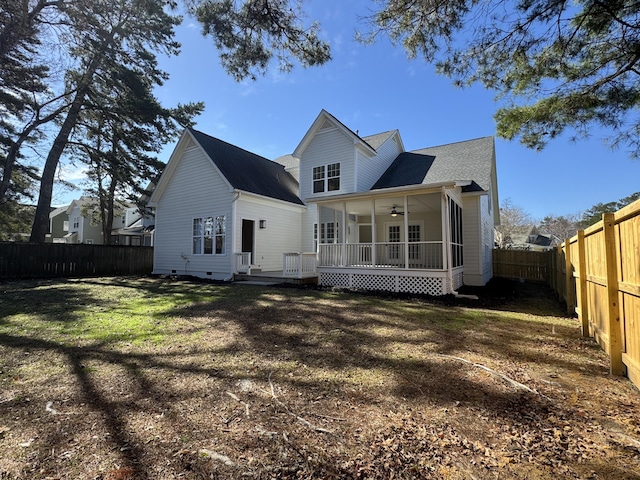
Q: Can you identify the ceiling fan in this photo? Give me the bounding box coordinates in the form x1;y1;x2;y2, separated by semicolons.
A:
389;206;404;217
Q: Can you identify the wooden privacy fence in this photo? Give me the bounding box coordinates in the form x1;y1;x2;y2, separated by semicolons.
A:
552;199;640;389
0;243;153;279
492;198;640;389
492;249;554;283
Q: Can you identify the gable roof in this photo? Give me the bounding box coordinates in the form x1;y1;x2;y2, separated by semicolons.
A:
362;130;398;150
293;110;377;158
372;136;496;192
189;129;303;205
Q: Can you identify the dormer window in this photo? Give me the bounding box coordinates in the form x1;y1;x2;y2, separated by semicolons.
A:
313;162;340;193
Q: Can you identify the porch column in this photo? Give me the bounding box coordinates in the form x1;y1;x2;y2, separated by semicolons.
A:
403;195;409;269
441;187;448;272
442;187;454;293
342;202;347;267
370;199;377;267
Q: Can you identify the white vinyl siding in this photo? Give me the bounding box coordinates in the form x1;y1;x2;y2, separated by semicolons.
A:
153;144;233;279
462;195;483;286
480;195;494;283
356;134;402;192
300;129;354;200
301;204;318;252
234;195;303;272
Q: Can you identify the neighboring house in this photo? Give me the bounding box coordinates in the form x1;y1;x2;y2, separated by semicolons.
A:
149;110;499;295
50;196;153;245
48;205;69;243
499;225;560;252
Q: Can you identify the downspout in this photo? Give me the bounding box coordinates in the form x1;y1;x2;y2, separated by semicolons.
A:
226;191;241;282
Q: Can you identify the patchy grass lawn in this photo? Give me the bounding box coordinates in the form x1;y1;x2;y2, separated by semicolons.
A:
0;277;638;479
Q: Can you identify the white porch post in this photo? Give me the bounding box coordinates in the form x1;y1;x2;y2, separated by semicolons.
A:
371;199;377;267
403;195;409;269
442;187;453;294
342;202;347;267
441;187;449;271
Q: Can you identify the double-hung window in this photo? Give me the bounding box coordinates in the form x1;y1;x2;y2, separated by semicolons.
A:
327;163;340;191
313;166;325;193
312;163;340;193
193;215;226;255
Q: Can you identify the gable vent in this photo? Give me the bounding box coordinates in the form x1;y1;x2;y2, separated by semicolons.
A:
319;119;335;131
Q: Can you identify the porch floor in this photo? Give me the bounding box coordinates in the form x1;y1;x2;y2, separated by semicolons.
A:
233;271;318;286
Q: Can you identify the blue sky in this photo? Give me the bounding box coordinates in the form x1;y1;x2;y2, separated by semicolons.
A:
58;1;640;220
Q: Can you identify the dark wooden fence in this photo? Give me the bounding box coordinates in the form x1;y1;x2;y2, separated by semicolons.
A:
492;249;554;283
0;243;153;279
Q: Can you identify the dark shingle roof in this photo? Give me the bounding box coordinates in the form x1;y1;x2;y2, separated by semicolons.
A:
371;152;436;189
189;129;303;205
372;136;495;191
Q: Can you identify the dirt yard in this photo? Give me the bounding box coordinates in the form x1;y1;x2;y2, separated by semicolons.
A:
0;277;639;479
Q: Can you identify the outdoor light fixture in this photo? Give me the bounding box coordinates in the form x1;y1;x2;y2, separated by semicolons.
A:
259;220;266;229
390;209;398;217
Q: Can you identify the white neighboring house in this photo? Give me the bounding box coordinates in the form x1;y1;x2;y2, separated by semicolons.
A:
53;196;154;245
149;110;500;295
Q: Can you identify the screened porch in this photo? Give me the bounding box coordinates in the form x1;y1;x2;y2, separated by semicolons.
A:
311;186;464;295
315;189;462;270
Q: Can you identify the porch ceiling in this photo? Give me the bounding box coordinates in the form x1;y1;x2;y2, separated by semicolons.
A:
320;193;442;216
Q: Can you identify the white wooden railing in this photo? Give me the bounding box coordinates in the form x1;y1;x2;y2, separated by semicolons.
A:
234;252;251;274
283;252;317;278
318;242;443;269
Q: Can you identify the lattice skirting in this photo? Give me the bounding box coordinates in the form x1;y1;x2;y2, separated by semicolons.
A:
319;271;446;296
453;271;464;290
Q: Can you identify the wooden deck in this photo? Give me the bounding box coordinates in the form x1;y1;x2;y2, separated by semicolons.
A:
233;271;318;286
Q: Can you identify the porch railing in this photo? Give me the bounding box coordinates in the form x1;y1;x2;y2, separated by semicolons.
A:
283;252;317;278
234;252;251;274
319;242;443;269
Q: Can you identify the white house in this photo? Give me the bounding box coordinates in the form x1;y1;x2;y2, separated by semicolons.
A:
54;196;154;246
149;110;499;295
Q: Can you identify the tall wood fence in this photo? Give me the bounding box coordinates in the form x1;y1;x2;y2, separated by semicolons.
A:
555;199;640;389
0;243;153;279
494;199;640;389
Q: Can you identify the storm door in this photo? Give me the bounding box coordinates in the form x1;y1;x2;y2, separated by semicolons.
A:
242;219;255;264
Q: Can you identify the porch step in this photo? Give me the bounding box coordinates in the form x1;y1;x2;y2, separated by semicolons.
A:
233;273;317;286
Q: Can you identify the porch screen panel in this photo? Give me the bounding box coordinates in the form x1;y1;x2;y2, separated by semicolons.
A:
449;198;463;268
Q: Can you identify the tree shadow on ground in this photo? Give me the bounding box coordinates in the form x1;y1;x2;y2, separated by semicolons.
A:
0;277;637;479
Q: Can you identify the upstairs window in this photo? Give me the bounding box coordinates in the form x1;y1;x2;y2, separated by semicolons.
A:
313;166;325;193
312;162;340;193
327;163;340;191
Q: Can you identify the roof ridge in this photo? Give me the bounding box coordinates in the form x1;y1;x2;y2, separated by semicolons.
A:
320;110;377;151
362;129;397;139
189;128;284;168
411;135;494;152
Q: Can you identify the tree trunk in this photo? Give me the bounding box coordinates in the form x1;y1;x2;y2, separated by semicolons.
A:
29;30;115;243
29;94;86;242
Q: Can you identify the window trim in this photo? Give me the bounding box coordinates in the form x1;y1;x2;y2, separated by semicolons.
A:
192;215;226;255
311;162;340;193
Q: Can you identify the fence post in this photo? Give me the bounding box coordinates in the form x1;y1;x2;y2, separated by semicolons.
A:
556;244;564;302
603;213;624;376
565;237;574;315
576;230;589;337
